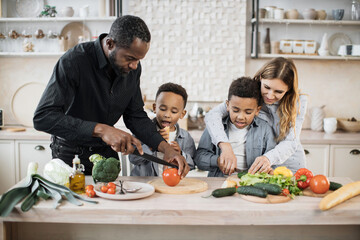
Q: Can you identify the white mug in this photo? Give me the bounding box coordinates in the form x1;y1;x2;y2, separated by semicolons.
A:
79;5;89;18
323;117;337;134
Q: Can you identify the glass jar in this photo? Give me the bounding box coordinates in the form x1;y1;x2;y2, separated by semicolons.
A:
351;0;360;20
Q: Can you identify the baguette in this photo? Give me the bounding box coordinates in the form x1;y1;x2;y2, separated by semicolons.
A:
319;181;360;211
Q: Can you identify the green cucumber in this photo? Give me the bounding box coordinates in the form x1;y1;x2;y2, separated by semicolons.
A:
329;181;342;191
211;187;237;198
237;186;268;198
253;183;282;195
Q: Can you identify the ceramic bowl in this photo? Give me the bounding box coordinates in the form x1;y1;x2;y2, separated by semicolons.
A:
332;9;344;20
303;8;317;20
285;9;299;19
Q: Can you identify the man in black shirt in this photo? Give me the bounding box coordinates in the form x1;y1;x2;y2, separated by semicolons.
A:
33;15;190;177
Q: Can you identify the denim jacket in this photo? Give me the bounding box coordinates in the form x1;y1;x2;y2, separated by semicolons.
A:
129;119;196;176
194;116;276;177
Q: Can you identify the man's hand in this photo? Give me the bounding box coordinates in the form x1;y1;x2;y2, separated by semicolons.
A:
170;141;181;153
93;123;143;155
248;155;271;174
158;141;189;178
218;142;237;175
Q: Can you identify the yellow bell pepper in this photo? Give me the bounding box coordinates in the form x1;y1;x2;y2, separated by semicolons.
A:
274;166;293;178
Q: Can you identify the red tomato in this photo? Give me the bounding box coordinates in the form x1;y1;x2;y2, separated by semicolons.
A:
310;175;330;194
107;182;116;189
162;168;181;187
86;189;96;198
85;185;94;191
100;186;109;193
107;188;116;194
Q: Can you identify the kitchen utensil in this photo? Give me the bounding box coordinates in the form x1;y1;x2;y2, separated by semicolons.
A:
0;109;3;127
274;8;284;20
328;33;352;56
337;118;360;132
79;5;89;18
285;9;299;19
15;0;44;17
94;182;154;200
280;39;293;53
316;10;327;20
11;82;46;127
148;178;208;194
60;6;74;17
302;8;317;20
265;6;275;19
332;9;344;20
304;40;317;54
117;180;142;194
323;117;337;134
311;106;325;131
293;40;304;54
132;149;179;169
60;22;91;50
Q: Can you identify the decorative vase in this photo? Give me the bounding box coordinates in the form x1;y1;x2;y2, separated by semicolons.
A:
61;7;74;17
311;106;325;131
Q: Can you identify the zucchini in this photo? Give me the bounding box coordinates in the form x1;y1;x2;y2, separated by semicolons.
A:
329;181;342;191
211;187;237;198
253;183;282;195
237;186;268;198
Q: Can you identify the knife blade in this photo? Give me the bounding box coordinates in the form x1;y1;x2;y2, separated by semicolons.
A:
131;149;179;169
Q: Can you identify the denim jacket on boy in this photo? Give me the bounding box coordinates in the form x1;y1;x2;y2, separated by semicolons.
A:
194;116;276;177
129;119;196;176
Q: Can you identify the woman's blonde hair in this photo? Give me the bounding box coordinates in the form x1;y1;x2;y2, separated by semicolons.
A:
253;57;300;142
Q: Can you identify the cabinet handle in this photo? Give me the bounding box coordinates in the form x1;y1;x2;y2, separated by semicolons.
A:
35;145;45;151
350;149;360;155
304;149;309;155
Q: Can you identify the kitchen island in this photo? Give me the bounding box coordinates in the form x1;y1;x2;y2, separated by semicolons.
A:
1;176;359;240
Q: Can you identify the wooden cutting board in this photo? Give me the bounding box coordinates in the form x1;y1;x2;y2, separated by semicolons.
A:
147;178;208;194
302;188;333;197
240;194;291;204
225;175;291;204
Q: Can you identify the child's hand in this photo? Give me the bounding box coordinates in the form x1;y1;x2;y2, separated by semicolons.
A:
218;142;237;175
170;141;181;153
248;155;271;174
159;127;170;142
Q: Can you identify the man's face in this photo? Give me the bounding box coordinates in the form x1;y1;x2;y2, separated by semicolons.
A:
226;96;261;129
108;37;150;76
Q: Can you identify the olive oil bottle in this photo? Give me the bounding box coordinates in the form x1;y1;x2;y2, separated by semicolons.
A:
69;155;85;194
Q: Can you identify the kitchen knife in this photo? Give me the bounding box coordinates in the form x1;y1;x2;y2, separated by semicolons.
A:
132;149;179;169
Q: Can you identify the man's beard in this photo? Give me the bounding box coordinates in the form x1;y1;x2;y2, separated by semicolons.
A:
109;50;129;77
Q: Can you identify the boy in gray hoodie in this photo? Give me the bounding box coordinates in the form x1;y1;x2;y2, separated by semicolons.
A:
195;77;276;177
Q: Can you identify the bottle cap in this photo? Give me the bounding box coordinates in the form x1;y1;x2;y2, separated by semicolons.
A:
73;155;80;164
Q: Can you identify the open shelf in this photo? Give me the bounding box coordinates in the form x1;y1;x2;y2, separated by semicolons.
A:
253;53;360;60
252;18;360;26
0;52;64;57
0;17;117;22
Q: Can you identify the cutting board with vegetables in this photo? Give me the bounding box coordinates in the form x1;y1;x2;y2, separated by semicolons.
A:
148;178;208;194
302;188;333;197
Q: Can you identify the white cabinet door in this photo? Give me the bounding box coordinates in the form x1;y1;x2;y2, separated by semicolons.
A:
303;144;329;176
330;145;360;181
16;140;52;181
0;140;16;194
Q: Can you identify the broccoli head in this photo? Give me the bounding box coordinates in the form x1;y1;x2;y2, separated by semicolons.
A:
89;154;121;183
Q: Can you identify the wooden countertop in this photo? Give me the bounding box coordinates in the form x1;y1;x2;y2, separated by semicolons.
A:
2;176;360;226
0;127;359;145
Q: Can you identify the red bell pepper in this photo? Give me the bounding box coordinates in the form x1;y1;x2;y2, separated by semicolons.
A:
294;168;313;189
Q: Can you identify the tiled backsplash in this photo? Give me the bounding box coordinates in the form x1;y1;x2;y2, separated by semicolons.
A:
126;0;247;102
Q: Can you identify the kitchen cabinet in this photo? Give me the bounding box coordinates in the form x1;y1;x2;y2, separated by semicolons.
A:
330;145;360;181
303;144;329;175
250;0;360;60
15;140;51;181
0;140;16;194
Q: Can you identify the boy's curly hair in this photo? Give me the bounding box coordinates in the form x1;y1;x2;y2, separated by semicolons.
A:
228;77;262;106
156;82;188;108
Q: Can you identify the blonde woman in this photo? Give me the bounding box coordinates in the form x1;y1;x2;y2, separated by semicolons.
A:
204;57;307;175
